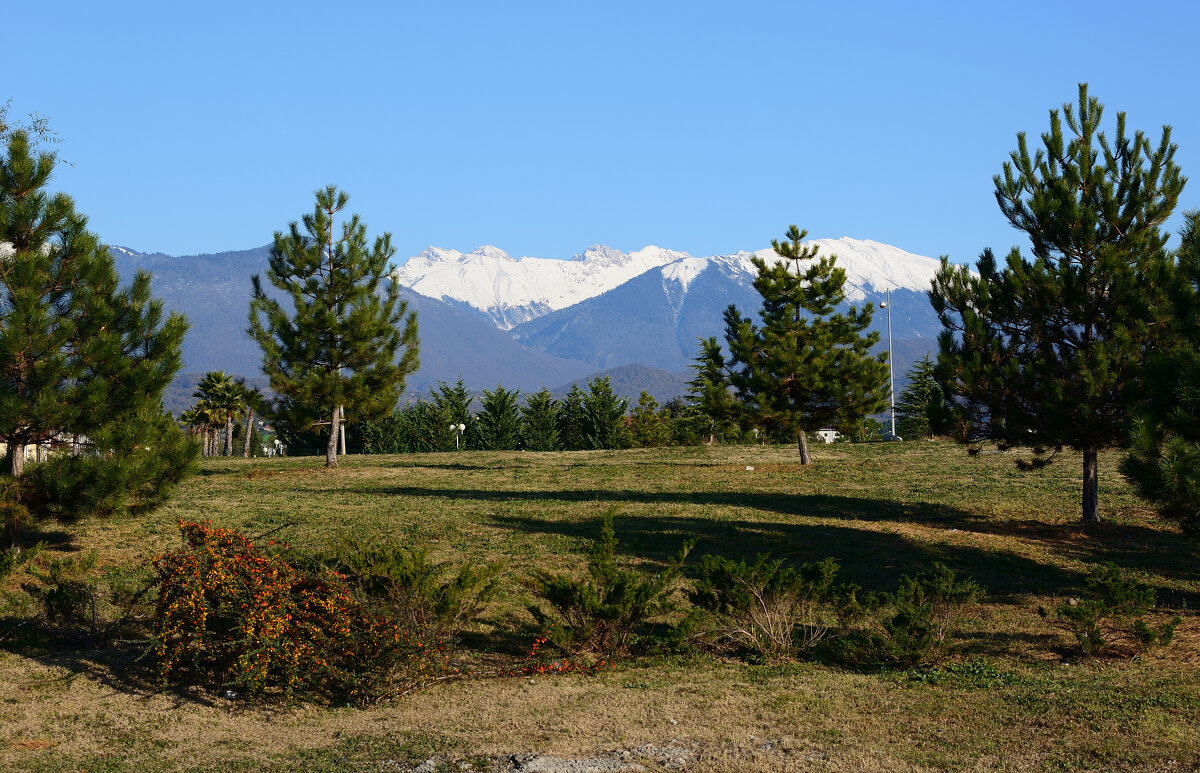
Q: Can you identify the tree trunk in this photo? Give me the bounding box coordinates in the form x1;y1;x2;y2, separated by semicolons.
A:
9;443;25;478
797;429;813;465
224;414;234;457
200;429;209;457
243;408;254;458
325;404;340;468
1082;448;1100;524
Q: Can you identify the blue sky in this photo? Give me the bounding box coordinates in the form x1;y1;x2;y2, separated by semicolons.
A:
8;1;1199;266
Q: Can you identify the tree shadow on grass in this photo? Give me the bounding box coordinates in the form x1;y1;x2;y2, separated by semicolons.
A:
372;485;1200;607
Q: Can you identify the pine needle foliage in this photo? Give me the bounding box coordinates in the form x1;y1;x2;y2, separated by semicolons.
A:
931;84;1186;524
723;225;889;464
1;130;195;548
249;186;419;468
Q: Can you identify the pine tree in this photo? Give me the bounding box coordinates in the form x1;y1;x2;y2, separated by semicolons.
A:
429;379;474;451
582;376;629;450
628;391;671;448
558;383;587;451
895;355;943;440
931;85;1185;524
723;225;889;464
521;388;561;452
477;384;521;450
0;130;195;548
249;186;419;468
1121;211;1200;535
686;337;742;445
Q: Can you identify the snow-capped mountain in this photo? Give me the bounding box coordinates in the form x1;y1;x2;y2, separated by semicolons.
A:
392;244;691;329
394;237;943;330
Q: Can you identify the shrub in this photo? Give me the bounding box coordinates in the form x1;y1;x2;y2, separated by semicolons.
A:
689;554;849;660
152;521;443;704
525;512;692;658
320;539;499;644
13;550;154;643
874;563;983;667
1052;563;1181;656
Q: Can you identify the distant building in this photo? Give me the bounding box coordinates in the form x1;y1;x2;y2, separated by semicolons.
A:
816;428;841;444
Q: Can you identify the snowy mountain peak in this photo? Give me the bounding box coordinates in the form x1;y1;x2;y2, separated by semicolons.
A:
394;237;941;330
572;244;629;264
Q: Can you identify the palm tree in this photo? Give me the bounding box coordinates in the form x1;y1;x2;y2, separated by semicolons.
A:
236;379;267;458
194;371;245;457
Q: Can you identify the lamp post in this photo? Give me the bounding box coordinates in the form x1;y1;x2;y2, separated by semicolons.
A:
451;422;466;450
879;288;896;440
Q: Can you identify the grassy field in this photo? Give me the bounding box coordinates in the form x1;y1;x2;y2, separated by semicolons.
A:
2;441;1199;771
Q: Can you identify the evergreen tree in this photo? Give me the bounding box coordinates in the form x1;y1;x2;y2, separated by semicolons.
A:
723;225;889;464
521;388;561;452
558;383;587;451
895;355;943;440
628;391;672;448
0;130;195;548
582;376;629;450
931;85;1185;524
1121;211;1200;535
686;337;742;445
249;186;419;468
476;384;521;450
429;379;474;451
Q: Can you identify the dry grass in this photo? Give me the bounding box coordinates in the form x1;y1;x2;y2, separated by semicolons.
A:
3;441;1199;771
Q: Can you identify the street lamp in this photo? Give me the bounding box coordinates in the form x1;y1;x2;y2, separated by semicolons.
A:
451;422;466;450
879;288;896;440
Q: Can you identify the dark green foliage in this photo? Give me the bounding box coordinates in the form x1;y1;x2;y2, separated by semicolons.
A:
581;376;629;450
524;512;692;657
18;549;155;643
931;84;1185;524
321;539;499;642
689;554;848;659
876;563;983;667
476;384;521;451
895;355;943;440
1122;211;1200;536
430;380;475;451
627;391;671;448
249;185;419;468
1052;563;1180;656
520;388;561;452
0;130;196;547
723;226;889;464
557;384;587;451
686;338;742;444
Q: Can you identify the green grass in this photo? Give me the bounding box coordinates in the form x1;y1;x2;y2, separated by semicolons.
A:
3;441;1198;771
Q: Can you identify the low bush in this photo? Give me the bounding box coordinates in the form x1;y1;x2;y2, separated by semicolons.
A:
319;539;499;646
152;521;445;705
1051;563;1181;656
688;554;853;660
524;512;692;658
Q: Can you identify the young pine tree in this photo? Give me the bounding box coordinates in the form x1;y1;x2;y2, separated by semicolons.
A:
558;383;588;451
476;384;521;451
931;85;1185;524
628;391;672;448
249;186;419;468
521;388;561;452
1;130;195;548
895;355;943;440
582;376;629;450
724;226;889;464
686;337;742;445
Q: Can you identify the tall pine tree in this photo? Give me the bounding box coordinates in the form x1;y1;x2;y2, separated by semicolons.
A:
724;225;889;464
249;186;419;468
931;84;1185;524
686;337;742;445
1;130;195;548
1121;211;1200;535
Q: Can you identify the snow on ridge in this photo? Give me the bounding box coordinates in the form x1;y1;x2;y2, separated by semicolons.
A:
394;236;942;328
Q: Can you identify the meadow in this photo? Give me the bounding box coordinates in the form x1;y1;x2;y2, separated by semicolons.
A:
2;441;1198;772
